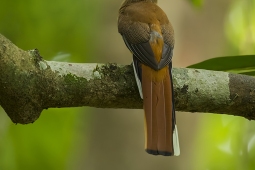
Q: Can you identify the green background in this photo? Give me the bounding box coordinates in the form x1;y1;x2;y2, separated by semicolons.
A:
1;0;255;169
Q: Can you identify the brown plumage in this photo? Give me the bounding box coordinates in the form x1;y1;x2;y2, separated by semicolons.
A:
118;0;180;156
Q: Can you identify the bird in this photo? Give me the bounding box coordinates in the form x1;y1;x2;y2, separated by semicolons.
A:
118;0;180;156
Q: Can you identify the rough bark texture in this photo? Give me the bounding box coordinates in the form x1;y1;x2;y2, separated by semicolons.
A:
1;34;255;124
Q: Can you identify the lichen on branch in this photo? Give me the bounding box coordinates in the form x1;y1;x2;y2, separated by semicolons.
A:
0;33;255;124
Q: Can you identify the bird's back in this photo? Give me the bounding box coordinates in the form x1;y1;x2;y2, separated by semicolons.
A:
118;2;174;48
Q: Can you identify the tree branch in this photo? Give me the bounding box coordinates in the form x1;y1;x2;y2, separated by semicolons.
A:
0;34;255;124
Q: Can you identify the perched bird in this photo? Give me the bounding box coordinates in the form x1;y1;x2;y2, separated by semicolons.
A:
118;0;180;156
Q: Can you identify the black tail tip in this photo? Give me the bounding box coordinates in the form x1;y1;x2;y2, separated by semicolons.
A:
145;149;173;156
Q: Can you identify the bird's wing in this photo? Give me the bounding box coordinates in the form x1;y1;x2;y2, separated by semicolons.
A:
120;21;173;70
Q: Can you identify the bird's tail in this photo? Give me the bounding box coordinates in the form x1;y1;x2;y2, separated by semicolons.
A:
137;63;180;156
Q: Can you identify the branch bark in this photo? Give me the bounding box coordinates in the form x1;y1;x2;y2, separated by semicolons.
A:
1;34;255;124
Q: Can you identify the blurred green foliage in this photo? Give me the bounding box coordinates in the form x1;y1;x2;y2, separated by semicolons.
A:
189;0;204;7
193;115;255;170
0;0;101;62
225;0;255;54
190;0;255;169
0;108;80;170
1;0;255;169
0;0;101;169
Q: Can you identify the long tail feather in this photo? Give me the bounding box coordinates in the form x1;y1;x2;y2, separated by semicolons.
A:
137;63;179;156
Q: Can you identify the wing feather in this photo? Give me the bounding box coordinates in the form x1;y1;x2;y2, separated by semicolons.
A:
122;35;173;70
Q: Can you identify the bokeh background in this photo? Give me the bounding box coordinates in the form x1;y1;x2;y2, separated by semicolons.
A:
1;0;255;169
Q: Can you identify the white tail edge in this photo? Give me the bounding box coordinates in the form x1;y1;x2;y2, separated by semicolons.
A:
132;61;143;99
173;125;180;156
